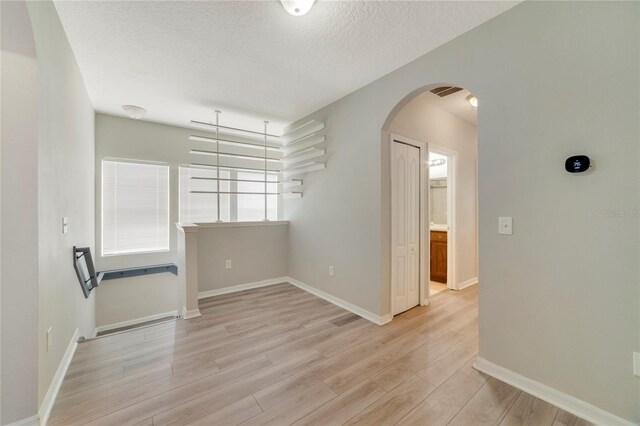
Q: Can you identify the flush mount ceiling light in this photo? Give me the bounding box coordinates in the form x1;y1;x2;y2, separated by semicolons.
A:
466;94;478;108
280;0;316;16
122;104;147;119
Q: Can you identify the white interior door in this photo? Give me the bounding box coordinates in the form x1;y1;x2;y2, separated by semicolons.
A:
392;141;420;315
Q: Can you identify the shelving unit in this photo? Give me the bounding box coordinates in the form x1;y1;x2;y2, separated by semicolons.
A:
186;112;326;219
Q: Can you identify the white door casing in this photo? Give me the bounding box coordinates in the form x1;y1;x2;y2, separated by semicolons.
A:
391;141;420;315
428;144;458;290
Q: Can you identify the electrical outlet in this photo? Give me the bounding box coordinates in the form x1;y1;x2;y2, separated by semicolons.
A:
62;217;69;234
634;352;640;377
46;327;52;351
329;266;334;276
225;260;232;269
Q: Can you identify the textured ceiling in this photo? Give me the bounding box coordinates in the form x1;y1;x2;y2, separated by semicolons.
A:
54;0;516;133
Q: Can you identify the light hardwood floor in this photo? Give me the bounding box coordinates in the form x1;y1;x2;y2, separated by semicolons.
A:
49;283;591;426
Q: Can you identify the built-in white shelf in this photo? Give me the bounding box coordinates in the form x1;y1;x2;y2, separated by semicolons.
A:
178;220;289;229
185;113;326;212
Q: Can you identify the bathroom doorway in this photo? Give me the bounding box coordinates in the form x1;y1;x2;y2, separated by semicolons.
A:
428;148;455;295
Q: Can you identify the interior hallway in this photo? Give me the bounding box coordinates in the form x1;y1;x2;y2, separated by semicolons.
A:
430;281;448;295
49;284;590;426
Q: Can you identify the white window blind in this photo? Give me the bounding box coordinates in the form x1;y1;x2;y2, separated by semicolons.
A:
179;166;277;223
102;160;170;256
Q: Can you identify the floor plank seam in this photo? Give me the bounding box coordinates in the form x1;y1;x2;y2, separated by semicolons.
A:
497;389;523;425
46;285;590;426
445;375;489;425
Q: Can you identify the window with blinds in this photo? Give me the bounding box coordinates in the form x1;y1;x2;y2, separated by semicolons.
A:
102;160;170;256
179;166;277;223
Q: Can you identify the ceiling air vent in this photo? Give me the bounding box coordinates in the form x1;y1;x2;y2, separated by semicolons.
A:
430;86;463;97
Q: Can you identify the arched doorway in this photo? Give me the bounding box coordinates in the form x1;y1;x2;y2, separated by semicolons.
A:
382;83;479;317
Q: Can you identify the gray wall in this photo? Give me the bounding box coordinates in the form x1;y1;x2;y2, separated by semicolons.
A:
389;96;478;286
95;274;180;327
94;115;190;326
95;114;186;272
284;2;639;422
429;183;447;226
1;2;39;423
1;1;96;423
95;115;288;325
284;101;383;316
197;225;288;293
95;113;286;271
27;0;97;409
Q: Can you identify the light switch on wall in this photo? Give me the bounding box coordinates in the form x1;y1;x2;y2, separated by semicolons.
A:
62;217;69;234
46;327;53;351
225;260;232;269
498;217;513;235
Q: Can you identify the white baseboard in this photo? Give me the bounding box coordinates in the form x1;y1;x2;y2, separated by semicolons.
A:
196;276;388;326
378;314;393;325
456;276;478;290
38;328;79;426
182;307;201;319
94;311;179;334
198;277;289;299
6;415;39;426
474;357;635;426
286;276;388;325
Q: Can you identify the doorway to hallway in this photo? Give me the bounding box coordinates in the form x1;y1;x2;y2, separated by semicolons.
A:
428;149;454;296
386;84;478;318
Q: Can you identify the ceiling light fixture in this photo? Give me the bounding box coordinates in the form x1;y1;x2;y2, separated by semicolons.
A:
429;159;446;167
122;104;146;119
280;0;316;16
466;94;478;108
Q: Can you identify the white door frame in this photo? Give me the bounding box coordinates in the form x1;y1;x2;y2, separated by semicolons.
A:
428;144;458;291
390;134;429;316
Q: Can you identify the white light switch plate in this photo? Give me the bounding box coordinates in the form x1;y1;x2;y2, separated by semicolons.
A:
46;327;52;351
225;260;232;269
499;217;513;235
62;217;69;234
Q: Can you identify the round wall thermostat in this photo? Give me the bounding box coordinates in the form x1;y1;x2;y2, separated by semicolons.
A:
565;155;591;173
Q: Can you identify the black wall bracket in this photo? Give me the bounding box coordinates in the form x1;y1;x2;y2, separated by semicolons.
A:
73;246;99;299
74;245;178;297
98;264;178;281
